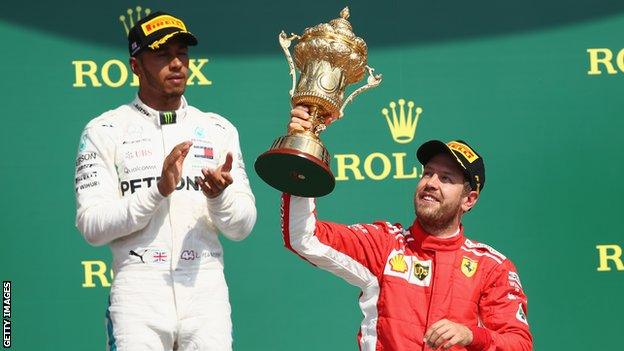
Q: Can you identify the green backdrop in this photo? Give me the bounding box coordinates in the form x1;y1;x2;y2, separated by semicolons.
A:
2;0;623;349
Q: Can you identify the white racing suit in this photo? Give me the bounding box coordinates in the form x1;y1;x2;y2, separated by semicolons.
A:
74;96;256;351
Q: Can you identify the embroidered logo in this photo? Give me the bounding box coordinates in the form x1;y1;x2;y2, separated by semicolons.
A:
461;256;479;278
516;304;529;325
384;250;432;287
389;254;408;273
508;271;523;290
413;262;430;280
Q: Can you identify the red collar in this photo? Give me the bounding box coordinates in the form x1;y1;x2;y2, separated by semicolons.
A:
407;220;465;251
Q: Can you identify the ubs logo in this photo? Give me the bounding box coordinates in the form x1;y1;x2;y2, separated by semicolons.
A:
124;149;153;159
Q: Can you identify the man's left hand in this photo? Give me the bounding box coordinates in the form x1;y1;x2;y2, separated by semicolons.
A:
198;152;234;198
423;319;473;349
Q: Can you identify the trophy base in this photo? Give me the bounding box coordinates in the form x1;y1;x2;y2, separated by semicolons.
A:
255;134;335;197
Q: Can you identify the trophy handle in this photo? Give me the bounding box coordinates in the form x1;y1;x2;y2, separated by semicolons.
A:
338;65;383;118
279;31;301;98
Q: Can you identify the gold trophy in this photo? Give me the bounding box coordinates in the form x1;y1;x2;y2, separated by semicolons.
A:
255;7;382;197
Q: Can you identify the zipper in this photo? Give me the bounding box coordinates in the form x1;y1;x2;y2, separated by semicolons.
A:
160;124;179;321
422;251;436;351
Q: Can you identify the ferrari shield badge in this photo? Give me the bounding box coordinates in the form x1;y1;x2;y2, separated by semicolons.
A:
461;256;478;278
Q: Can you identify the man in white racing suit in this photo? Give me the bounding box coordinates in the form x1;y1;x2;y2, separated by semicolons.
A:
74;11;256;351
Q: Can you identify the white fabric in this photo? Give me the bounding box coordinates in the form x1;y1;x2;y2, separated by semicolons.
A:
75;95;256;350
285;196;379;350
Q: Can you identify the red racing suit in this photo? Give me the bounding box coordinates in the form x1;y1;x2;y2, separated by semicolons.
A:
281;194;532;351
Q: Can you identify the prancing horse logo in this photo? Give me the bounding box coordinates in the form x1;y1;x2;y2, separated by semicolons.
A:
461;256;478;278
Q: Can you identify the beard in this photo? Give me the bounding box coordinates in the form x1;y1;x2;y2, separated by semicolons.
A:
415;196;462;234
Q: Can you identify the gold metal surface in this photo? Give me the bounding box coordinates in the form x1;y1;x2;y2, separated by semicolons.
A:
279;6;382;127
270;134;330;165
257;7;382;196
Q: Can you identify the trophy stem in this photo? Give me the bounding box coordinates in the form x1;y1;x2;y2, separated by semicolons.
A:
307;105;320;133
308;105;327;137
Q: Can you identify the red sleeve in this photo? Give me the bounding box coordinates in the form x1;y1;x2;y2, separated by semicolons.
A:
466;326;492;351
281;193;398;287
471;260;533;351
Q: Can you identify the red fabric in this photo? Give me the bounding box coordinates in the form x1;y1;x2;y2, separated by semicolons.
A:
281;194;533;351
467;326;493;351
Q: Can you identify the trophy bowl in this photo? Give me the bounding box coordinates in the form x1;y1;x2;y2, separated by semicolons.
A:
255;7;382;197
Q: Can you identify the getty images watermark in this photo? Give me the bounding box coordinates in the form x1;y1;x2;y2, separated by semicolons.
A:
2;281;10;348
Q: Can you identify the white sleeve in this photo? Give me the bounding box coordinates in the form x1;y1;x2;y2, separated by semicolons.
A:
206;126;256;241
74;123;165;246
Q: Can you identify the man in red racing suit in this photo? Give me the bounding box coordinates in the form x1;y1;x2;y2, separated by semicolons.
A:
282;196;531;351
281;109;532;351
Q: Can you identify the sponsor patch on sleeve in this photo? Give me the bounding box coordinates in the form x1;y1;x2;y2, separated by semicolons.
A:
508;271;523;290
516;303;529;325
347;224;369;234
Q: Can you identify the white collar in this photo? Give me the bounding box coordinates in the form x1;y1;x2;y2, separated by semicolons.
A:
436;227;461;239
131;95;188;125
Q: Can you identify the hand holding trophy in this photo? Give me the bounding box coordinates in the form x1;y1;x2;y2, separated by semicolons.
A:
255;7;382;197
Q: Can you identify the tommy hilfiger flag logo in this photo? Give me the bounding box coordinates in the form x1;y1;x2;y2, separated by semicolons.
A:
194;145;214;159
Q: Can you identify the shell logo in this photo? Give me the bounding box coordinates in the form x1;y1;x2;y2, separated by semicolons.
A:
389;254;408;273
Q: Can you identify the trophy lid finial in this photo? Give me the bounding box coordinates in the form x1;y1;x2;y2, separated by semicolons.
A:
340;7;350;20
295;6;367;84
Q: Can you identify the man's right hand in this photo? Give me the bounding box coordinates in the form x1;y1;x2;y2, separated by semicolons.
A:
157;141;192;197
288;106;312;134
288;105;336;134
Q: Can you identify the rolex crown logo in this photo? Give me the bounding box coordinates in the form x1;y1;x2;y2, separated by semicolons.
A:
381;99;423;144
119;6;152;35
